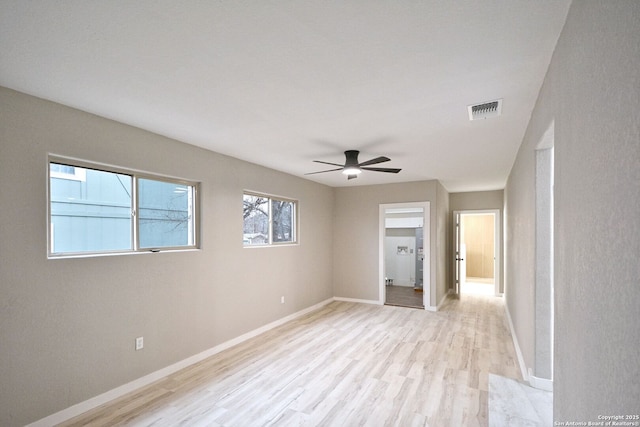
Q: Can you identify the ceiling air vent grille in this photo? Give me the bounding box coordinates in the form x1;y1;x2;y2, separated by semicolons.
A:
468;99;502;120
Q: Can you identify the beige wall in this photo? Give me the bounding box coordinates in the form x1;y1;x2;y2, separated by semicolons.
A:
435;181;450;303
505;1;639;420
450;190;503;212
0;87;335;426
333;181;449;308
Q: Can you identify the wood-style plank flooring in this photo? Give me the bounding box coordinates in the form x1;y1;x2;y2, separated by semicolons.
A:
59;293;521;426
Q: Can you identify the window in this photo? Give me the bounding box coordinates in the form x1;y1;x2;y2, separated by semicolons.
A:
48;157;198;257
50;163;86;181
138;178;195;249
243;193;296;246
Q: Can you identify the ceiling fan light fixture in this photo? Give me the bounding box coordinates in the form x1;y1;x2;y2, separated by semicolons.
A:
305;149;400;179
342;166;362;175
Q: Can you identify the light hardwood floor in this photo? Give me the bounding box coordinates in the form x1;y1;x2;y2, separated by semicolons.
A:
59;293;521;426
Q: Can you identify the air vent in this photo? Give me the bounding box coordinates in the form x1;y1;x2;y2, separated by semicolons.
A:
468;99;502;120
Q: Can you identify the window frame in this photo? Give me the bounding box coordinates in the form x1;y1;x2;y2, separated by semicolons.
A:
243;191;298;247
47;155;200;258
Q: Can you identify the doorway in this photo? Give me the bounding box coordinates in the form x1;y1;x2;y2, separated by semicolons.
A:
532;121;554;390
453;209;501;296
379;202;430;309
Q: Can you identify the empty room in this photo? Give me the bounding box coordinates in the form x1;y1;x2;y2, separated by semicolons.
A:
1;1;638;426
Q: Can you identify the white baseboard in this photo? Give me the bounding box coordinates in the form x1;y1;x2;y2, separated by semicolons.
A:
27;297;335;427
426;292;449;312
333;296;382;305
528;371;553;391
437;292;449;309
503;303;529;382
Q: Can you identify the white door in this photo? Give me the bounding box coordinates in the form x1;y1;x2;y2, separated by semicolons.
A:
454;211;462;295
453;209;501;296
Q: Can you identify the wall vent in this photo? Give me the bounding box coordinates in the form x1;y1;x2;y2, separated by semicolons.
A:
468;99;502;120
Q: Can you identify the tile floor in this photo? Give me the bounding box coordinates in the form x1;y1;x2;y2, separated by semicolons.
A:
488;374;553;426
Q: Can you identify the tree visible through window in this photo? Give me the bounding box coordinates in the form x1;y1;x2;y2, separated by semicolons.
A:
243;193;296;246
138;178;194;248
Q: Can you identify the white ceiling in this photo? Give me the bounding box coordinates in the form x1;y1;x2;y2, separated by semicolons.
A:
0;1;570;191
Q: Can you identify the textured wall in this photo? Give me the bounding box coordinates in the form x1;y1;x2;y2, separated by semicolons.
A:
0;88;334;426
449;190;504;212
506;0;640;420
333;181;449;306
534;147;553;380
435;181;450;305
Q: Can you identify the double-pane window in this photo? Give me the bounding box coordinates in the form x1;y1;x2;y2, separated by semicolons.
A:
243;193;296;246
48;158;198;257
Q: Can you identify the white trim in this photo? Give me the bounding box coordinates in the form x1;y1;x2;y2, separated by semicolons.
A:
528;372;554;391
503;303;529;382
26;297;335;427
426;292;449;312
437;292;449;309
333;296;382;305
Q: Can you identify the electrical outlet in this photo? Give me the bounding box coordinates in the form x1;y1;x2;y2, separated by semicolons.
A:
135;336;144;351
281;296;285;304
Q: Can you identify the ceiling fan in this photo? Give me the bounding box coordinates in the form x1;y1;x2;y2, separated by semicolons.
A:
305;150;401;180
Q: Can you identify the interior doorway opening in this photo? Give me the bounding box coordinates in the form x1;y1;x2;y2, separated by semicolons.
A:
532;121;554;390
454;209;501;296
379;202;430;309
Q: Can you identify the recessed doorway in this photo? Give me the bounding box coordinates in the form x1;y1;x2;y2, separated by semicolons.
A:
379;202;431;309
453;209;501;296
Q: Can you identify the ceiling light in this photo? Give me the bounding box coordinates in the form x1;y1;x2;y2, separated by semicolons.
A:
342;166;362;175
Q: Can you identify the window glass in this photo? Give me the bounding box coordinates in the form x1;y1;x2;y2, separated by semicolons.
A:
243;194;269;245
48;158;198;257
243;193;296;246
49;163;132;254
138;178;195;248
50;163;86;181
271;199;294;243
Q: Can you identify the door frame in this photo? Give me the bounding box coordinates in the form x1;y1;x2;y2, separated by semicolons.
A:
379;201;431;309
453;209;501;296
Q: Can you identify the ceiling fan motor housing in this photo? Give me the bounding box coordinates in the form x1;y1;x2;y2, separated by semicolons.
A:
344;150;360;168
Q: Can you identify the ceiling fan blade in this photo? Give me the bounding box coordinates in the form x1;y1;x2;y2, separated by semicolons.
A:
313;160;345;167
358;156;390;167
304;168;343;175
347;174;358;180
361;167;402;173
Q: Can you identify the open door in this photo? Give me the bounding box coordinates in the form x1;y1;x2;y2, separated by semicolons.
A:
454;211;463;295
453;209;501;296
